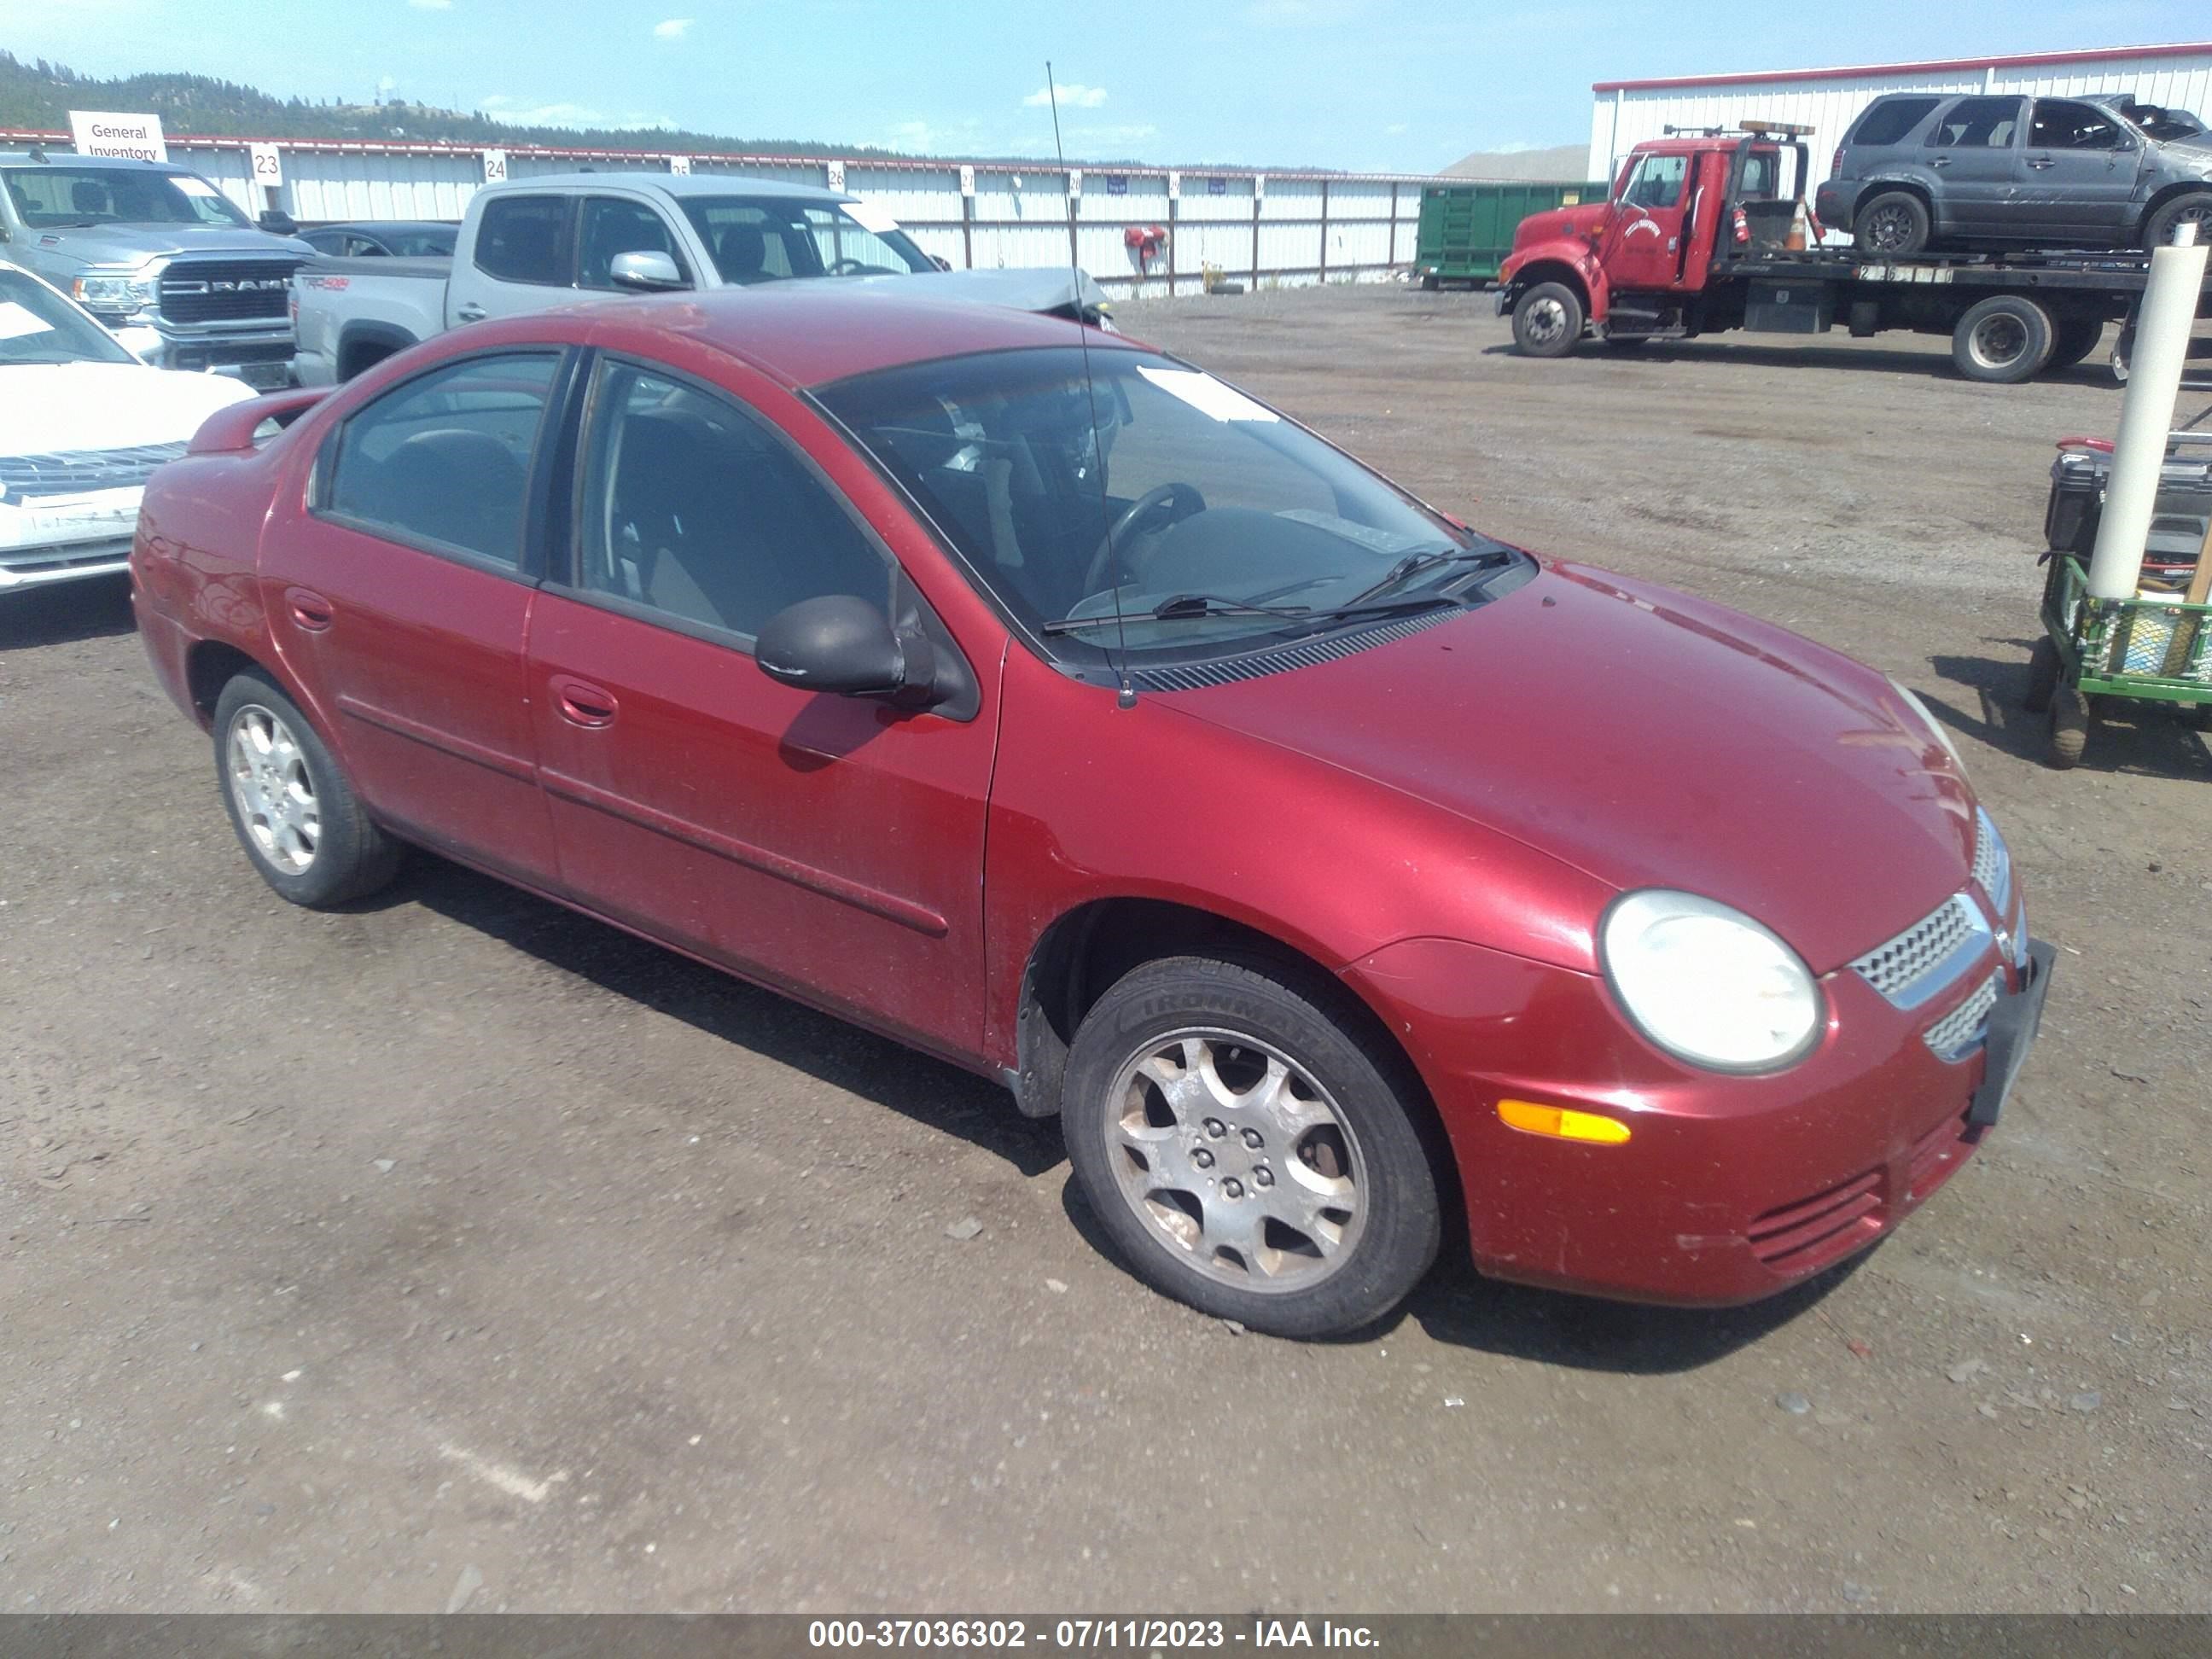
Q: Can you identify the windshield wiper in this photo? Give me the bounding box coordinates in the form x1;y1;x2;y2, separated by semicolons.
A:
1039;593;1314;636
1339;545;1513;610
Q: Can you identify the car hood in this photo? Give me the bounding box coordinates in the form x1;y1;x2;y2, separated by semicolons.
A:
1158;561;1975;975
1514;201;1610;249
879;266;1112;316
0;362;258;456
38;224;313;271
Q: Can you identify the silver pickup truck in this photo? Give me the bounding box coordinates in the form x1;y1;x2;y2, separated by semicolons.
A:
0;148;309;388
293;172;1111;384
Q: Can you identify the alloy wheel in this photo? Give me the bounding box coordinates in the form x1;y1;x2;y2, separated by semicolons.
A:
226;704;320;875
1104;1028;1369;1292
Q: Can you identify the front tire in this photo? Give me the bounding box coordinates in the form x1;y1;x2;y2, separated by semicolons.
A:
2046;684;2091;769
212;671;401;907
2144;191;2212;251
1511;281;1584;358
1061;956;1443;1339
1953;294;2056;383
1854;191;1931;256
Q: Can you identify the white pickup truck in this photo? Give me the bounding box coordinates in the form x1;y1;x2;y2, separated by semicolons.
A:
293;172;1111;385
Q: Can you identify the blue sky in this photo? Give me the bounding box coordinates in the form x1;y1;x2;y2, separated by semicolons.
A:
15;0;2212;170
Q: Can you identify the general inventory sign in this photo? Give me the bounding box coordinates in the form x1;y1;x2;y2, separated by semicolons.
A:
67;111;168;163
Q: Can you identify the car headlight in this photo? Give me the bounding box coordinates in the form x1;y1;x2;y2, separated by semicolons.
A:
1889;677;1968;778
1599;890;1824;1072
71;271;159;317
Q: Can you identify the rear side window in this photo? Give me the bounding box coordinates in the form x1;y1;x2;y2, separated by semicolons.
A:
1930;97;2024;149
1849;96;1940;148
323;352;561;568
474;195;568;285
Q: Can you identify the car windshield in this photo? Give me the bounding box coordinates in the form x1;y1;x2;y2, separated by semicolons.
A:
0;267;136;365
678;195;934;284
818;346;1505;657
2;165;252;230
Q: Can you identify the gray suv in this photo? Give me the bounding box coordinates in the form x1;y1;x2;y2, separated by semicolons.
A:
0;148;310;387
1816;91;2212;256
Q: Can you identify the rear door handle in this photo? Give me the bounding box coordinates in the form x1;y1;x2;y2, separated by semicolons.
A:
454;302;487;323
284;586;334;632
1929;157;1951;169
550;675;618;728
2027;157;2057;170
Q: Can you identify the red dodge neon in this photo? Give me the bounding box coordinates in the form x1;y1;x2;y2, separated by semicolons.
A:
130;286;2052;1337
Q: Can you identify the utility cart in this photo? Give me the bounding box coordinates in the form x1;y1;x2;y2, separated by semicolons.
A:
2028;433;2212;766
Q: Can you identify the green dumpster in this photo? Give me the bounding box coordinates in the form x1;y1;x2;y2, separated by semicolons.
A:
1414;180;1610;288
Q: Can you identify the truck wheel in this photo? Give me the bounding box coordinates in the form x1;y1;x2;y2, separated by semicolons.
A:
1854;191;1930;256
2024;637;2063;713
2046;685;2092;770
2046;316;2106;372
1511;282;1584;358
2144;192;2212;250
1953;295;2055;383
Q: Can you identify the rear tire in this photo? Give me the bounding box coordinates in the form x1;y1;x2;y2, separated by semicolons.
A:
1953;294;2055;383
2144;191;2212;251
212;671;402;907
1060;955;1443;1339
1854;191;1931;256
2046;315;2106;372
1511;281;1584;358
2046;684;2091;770
2024;636;2062;714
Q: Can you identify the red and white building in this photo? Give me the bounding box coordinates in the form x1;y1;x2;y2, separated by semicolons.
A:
1589;41;2212;187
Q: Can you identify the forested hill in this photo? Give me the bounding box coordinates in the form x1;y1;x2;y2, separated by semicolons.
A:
0;50;884;158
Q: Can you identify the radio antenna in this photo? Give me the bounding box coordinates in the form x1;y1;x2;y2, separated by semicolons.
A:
1045;61;1137;708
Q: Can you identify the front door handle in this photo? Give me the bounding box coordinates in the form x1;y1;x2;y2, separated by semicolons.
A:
1929;156;1951;169
454;302;487;323
550;675;618;728
2027;157;2056;170
284;586;334;632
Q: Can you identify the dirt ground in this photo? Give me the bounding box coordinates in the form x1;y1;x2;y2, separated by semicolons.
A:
2;285;2208;1615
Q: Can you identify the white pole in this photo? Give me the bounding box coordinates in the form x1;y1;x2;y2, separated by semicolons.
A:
2090;221;2209;600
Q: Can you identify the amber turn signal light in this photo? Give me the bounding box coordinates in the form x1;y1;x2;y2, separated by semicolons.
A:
1497;1098;1632;1144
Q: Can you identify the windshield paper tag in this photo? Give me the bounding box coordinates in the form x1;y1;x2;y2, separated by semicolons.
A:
0;300;57;341
1137;365;1279;423
1273;509;1433;555
172;175;220;198
843;198;902;235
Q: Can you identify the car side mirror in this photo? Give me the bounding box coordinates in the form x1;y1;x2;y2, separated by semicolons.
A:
755;593;941;706
929;253;952;271
609;250;690;291
259;209;299;236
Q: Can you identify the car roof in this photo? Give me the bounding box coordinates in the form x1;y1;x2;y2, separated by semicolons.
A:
479;170;853;204
573;283;1142;390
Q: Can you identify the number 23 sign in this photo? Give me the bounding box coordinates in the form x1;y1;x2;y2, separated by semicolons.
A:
248;143;282;186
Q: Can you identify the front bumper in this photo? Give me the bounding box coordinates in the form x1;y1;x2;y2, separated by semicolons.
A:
2;492;141;593
1344;915;2052;1307
1493;288;1513;317
110;322;295;389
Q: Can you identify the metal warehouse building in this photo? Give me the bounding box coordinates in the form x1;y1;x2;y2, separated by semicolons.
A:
1588;40;2212;185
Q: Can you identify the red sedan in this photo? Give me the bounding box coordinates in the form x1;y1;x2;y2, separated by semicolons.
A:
130;287;2052;1338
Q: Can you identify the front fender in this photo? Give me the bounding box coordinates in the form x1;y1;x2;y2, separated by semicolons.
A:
1499;237;1610;324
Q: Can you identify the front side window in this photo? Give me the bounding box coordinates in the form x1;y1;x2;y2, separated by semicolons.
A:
1621;154;1688;211
323;352;560;567
1931;97;2024;148
576;197;691;290
1850;96;1941;148
2029;100;2123;150
474;195;568;285
1;166;249;229
0;268;137;365
818;346;1505;660
678;196;934;285
573;360;888;640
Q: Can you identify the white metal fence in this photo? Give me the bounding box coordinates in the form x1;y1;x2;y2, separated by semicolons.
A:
1;127;1435;296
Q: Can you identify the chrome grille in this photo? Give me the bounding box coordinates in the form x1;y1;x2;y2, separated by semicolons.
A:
1851;894;1991;1009
157;259;297;324
0;442;186;499
1924;969;2003;1062
1971;807;2012;915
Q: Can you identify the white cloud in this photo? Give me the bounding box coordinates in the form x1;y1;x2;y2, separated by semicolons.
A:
377;74;398;95
407;0;452;10
1070;123;1156;147
1385;122;1408;134
653;17;693;39
1022;83;1108;110
478;93;671;129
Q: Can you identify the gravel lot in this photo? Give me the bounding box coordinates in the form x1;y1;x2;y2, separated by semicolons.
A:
2;285;2207;1615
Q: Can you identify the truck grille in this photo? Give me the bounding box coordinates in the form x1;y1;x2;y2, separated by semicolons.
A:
157;259;297;325
0;442;186;499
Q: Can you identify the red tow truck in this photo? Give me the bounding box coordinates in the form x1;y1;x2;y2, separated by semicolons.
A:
1496;121;2206;383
